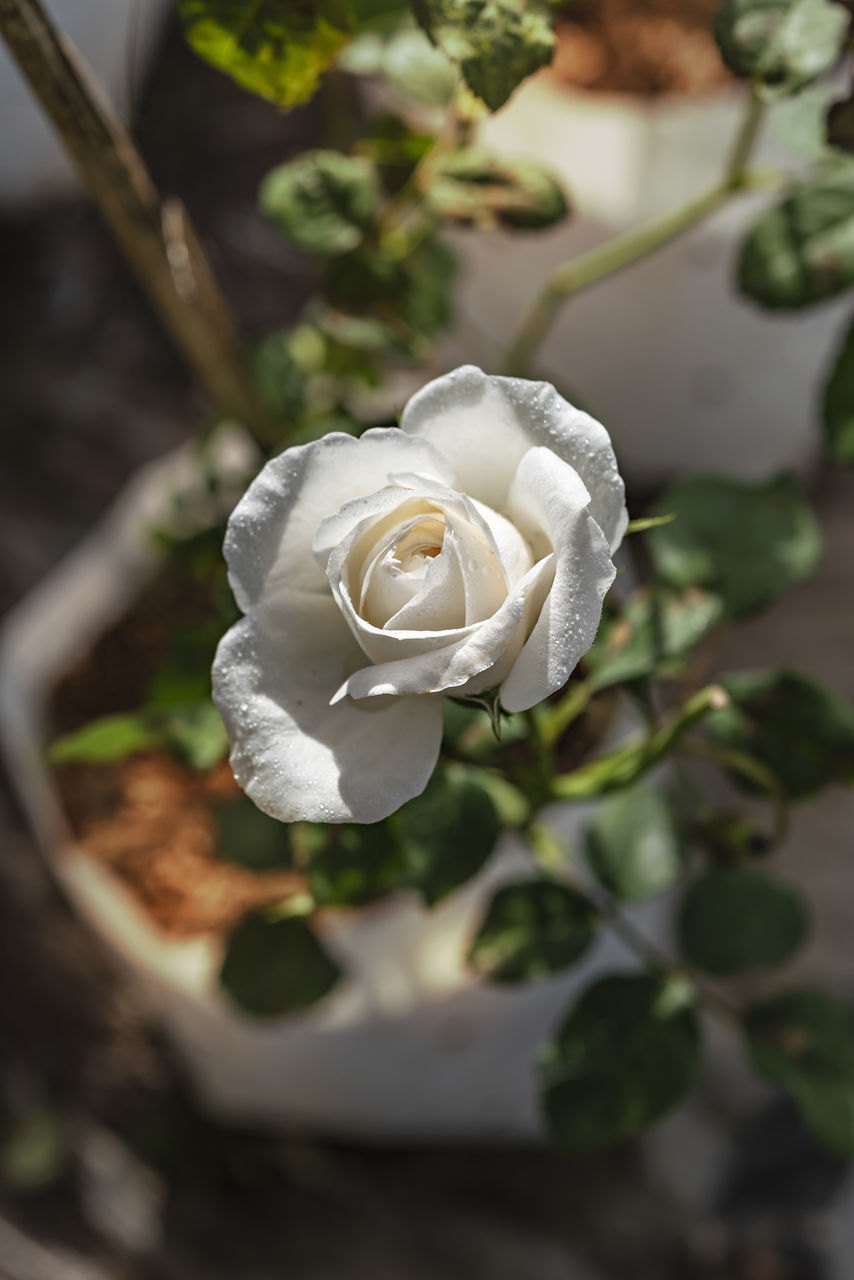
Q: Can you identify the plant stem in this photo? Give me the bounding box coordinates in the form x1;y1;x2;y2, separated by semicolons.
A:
503;88;773;377
0;0;275;445
551;684;729;801
679;737;790;850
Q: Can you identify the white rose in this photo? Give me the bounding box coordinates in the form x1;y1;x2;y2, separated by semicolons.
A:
213;366;627;824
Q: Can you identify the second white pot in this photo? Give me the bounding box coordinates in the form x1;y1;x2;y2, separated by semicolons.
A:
440;75;848;486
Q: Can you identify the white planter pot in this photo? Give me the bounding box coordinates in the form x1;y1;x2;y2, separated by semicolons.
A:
0;446;664;1143
439;75;849;486
0;0;168;207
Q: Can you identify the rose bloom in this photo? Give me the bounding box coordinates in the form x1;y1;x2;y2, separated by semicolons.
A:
213;366;627;823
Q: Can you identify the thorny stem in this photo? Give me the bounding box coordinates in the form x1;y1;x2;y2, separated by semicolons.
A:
0;0;275;446
503;86;773;377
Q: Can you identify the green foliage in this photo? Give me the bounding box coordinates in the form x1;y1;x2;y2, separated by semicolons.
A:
260;151;381;256
0;1106;70;1193
714;0;849;97
49;701;228;771
220;911;340;1016
648;476;821;618
253;331;308;422
584;588;723;691
391;764;502;904
428;148;569;230
745;990;854;1154
678;869;808;976
706;669;854;799
49;713;163;765
323;235;457;356
553;686;727;801
357;114;433;189
381;27;458;105
214;795;293;871
467;879;597;983
412;0;555;110
179;0;353;107
302;820;407;905
300;764;504;907
738;181;854;310
586;784;684;902
163;701;230;770
540;972;701;1149
822;311;854;460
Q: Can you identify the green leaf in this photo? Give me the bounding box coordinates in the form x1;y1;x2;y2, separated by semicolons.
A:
714;0;849;96
179;0;353;108
822;311;854;461
738;181;854;310
303;821;406;906
468;879;597;984
220;912;340;1017
586;784;684;902
164;701;229;770
357;113;433;189
648;476;821;618
745;990;854;1154
322;235;457;355
48;701;228;771
540;972;701;1150
553;685;729;802
679;869;808;976
381;28;457;106
260;151;381;257
428;147;569;230
585;587;724;691
412;0;555;110
214;795;292;871
706;669;854;799
48;713;164;765
392;764;501;904
253;331;308;422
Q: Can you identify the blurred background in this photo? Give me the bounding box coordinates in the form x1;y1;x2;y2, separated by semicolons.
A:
1;3;854;1278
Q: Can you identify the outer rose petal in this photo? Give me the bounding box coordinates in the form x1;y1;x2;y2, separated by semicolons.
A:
500;447;616;712
399;365;628;553
224;429;455;610
212;595;444;824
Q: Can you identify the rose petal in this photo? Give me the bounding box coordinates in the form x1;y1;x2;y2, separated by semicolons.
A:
333;555;554;701
225;429;455;611
499;447;616;713
400;365;628;552
324;474;520;664
212;595;443;823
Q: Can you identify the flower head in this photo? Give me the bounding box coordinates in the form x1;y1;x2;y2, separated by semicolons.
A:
213;366;627;823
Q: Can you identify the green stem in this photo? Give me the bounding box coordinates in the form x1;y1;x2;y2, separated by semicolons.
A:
551;684;729;801
541;679;593;748
503;88;773;378
679;737;790;850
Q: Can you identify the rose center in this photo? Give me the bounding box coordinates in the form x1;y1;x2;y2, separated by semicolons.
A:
393;516;446;570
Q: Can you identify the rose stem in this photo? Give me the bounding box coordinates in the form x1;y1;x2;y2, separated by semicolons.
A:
503;86;773;378
0;0;276;446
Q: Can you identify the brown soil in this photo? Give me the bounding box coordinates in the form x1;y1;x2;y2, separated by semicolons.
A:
552;0;731;97
55;757;305;937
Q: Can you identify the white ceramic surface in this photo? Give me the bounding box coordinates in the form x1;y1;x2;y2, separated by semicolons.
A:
439;74;849;485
